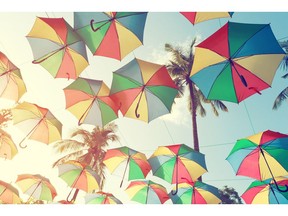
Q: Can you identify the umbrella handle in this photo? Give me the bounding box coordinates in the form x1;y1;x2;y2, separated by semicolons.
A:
171;183;178;195
19;140;27;149
274;181;288;192
135;103;140;118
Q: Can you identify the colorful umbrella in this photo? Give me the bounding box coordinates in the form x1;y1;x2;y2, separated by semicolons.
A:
169;181;221;204
85;191;122;204
74;12;147;60
148;144;207;194
57;160;101;201
0;129;18;159
226;130;288;192
242;177;288;204
0;180;21;204
16;174;57;202
103;146;151;187
125;180;169;204
64;78;118;127
0;51;26;101
11;102;62;148
190;21;285;103
180;12;233;25
110;58;178;122
27;17;89;79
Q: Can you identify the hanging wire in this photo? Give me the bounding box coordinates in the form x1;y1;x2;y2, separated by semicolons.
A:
161;119;175;143
243;101;256;134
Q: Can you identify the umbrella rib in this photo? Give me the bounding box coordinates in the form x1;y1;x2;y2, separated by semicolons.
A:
78;97;97;126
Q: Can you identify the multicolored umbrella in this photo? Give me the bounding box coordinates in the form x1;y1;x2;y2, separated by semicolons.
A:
226;130;288;192
16;174;57;202
148;144;207;194
103;146;151;187
64;78;118;127
27;17;89;79
242;177;288;204
0;51;26;101
125;180;169;204
169;181;221;204
74;12;147;60
0;180;21;204
11;102;62;148
0;129;18;159
85;191;122;204
110;58;178;122
180;12;233;25
190;22;285;103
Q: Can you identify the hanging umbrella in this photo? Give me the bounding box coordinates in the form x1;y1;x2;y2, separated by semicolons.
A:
110;58;178;122
27;17;89;79
16;174;57;202
74;12;147;60
0;180;21;204
226;130;288;192
148;144;207;195
125;180;169;204
242;177;288;204
64;78;118;127
0;129;18;159
180;12;233;25
169;181;221;204
103;146;151;187
57;160;101;202
0;51;26;101
85;191;122;204
190;21;285;103
11;102;62;148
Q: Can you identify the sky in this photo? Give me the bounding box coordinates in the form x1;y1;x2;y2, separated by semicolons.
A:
1;0;288;215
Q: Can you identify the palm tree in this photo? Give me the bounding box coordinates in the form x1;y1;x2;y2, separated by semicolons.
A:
165;39;228;152
52;122;119;201
219;185;243;204
0;109;12;128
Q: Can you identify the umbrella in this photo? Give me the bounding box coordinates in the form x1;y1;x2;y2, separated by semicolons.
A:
64;77;118;127
103;146;151;187
169;181;221;204
0;129;18;159
148;144;207;194
190;21;285;103
125;180;169;204
110;58;178;122
57;160;101;202
226;130;288;192
0;51;26;101
242;177;288;204
74;12;147;60
11;102;62;148
16;174;57;202
85;191;122;204
27;17;89;79
180;12;233;25
0;180;21;204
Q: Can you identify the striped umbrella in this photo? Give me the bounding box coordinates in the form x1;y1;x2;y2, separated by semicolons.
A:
180;12;233;25
0;180;21;204
74;12;147;60
85;191;122;204
125;180;169;204
0;129;17;160
110;58;178;122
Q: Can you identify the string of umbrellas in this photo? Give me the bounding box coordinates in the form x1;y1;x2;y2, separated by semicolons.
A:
1;12;288;204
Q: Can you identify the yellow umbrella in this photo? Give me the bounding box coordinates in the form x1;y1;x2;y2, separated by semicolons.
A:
0;129;17;159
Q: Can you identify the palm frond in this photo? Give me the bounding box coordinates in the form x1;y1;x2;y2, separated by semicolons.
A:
53;139;89;153
165;43;189;70
280;55;288;70
52;150;86;167
166;61;187;77
282;72;288;79
212;100;229;113
71;129;92;145
273;87;288;110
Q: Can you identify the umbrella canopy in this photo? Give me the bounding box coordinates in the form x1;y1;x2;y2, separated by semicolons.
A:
242;177;288;204
27;17;89;79
57;160;101;193
16;174;57;202
11;102;62;148
64;78;118;127
85;191;122;204
169;181;221;204
125;180;169;204
110;58;178;122
0;129;18;159
74;12;147;60
148;144;207;194
190;21;285;103
0;180;21;204
103;146;151;187
180;12;233;25
0;51;26;101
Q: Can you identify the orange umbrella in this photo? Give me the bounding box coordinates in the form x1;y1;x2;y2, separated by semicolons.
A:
0;180;21;204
